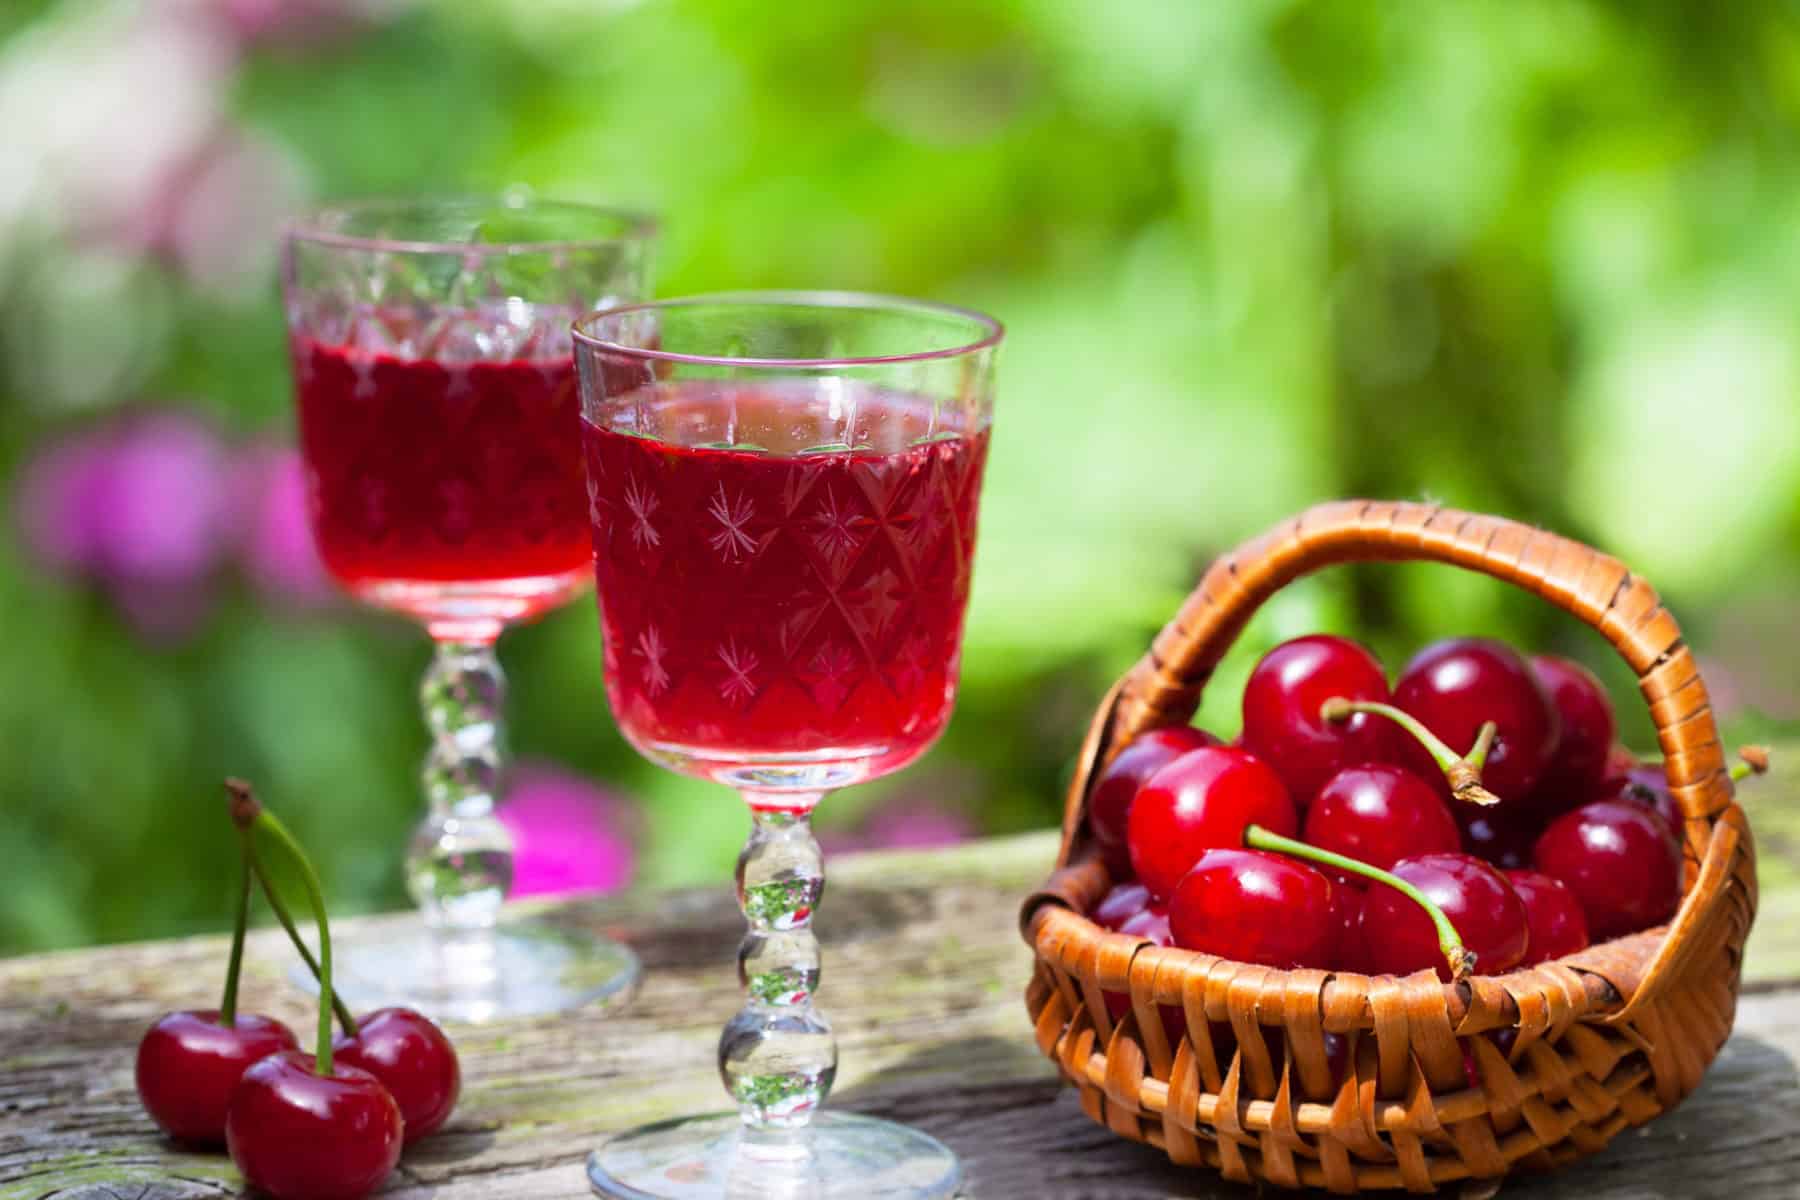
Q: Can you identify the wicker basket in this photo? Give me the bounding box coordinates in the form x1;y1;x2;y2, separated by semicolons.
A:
1021;500;1757;1193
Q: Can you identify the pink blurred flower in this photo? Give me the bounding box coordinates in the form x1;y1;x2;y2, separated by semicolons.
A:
211;0;385;50
498;764;638;899
231;443;334;609
859;802;974;850
821;799;975;856
121;124;304;298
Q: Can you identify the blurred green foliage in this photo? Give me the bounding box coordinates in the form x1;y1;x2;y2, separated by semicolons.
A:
2;0;1798;954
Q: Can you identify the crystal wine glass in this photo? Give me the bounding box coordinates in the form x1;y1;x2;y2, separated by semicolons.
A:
281;196;656;1021
572;292;1001;1199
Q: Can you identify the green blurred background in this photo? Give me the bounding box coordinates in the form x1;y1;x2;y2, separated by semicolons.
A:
3;0;1797;955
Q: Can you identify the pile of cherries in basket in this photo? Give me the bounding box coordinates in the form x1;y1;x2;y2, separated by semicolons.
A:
1088;635;1767;982
134;782;460;1200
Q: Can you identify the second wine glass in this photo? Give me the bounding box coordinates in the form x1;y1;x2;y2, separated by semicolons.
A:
282;195;656;1021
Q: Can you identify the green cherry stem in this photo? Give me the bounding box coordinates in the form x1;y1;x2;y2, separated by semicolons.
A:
1320;697;1501;808
217;837;253;1028
227;779;337;1076
240;828;357;1035
1243;823;1476;981
1732;745;1771;783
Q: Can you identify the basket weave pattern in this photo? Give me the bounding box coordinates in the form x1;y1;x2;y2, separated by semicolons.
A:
1021;500;1757;1192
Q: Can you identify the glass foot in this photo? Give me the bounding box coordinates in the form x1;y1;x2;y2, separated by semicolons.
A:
289;916;638;1023
587;1112;960;1200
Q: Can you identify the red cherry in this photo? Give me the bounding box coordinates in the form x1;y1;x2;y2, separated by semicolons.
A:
1241;635;1399;805
226;1051;403;1200
1504;869;1590;964
1328;884;1370;972
1303;764;1460;875
1533;801;1682;941
332;1007;460;1143
1168;848;1334;969
1393;638;1560;804
1529;655;1616;804
1455;806;1538;870
1087;726;1220;877
1091;881;1153;930
1128;746;1297;899
1360;853;1529;981
1596;766;1681;836
135;1011;298;1144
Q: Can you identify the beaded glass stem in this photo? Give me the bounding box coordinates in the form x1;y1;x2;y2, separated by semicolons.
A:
574;293;1002;1200
281;196;655;1021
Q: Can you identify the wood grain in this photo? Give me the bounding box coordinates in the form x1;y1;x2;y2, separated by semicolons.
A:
2;752;1797;1199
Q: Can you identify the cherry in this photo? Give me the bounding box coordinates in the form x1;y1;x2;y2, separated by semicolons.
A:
1504;869;1590;965
224;781;403;1199
1091;881;1154;930
1393;638;1559;804
1593;768;1680;837
1128;746;1297;899
1360;853;1529;981
227;1052;403;1200
1302;764;1460;875
1241;635;1399;805
1594;747;1767;839
1087;726;1220;877
1529;654;1616;804
136;1011;298;1145
1168;848;1334;969
333;1007;460;1143
1533;801;1681;941
135;791;297;1145
1455;806;1538;870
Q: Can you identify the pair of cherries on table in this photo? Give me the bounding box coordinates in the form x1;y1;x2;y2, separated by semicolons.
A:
134;783;460;1200
1087;634;1760;981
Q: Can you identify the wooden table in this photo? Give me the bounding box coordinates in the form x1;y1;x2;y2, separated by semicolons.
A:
4;768;1798;1199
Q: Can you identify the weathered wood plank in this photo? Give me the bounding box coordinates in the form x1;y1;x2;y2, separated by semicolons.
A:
1;750;1796;1199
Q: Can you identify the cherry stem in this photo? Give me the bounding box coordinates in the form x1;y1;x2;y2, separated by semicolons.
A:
227;780;336;1076
241;828;357;1036
1244;823;1476;981
1320;697;1501;807
218;840;252;1028
1732;745;1771;783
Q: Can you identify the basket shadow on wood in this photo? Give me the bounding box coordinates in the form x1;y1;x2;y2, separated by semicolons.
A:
1020;500;1757;1193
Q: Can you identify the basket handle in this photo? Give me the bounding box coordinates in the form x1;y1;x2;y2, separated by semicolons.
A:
1056;500;1744;1010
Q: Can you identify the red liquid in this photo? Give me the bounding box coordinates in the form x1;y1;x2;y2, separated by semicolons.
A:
292;338;591;631
583;383;989;786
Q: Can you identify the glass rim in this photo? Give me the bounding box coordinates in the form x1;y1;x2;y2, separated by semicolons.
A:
570;290;1005;369
283;194;659;257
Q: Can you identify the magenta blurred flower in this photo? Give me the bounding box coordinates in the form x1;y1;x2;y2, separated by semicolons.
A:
9;412;341;640
498;764;638;899
231;443;334;609
16;411;234;594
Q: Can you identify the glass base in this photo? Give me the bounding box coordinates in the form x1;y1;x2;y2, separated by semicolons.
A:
290;916;638;1023
587;1112;960;1200
351;569;589;641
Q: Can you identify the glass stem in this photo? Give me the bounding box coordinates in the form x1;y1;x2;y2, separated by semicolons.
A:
720;798;837;1134
407;639;515;930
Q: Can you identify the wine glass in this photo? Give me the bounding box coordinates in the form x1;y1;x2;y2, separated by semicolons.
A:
281;196;656;1022
572;292;1002;1199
